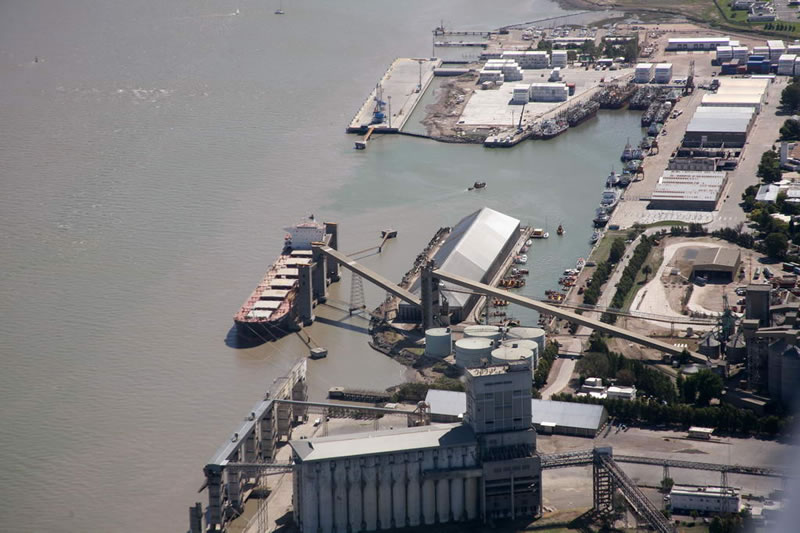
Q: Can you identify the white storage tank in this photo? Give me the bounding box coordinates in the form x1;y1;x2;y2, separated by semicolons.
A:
491;345;535;370
455;337;494;368
506;326;546;354
463;324;502;341
502;339;540;369
425;327;452;358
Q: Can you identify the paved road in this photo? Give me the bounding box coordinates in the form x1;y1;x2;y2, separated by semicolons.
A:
541;356;577;399
708;78;789;231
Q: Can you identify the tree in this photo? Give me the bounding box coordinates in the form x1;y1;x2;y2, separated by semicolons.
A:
757;150;782;183
660;477;674;493
609;238;626;263
780;118;800;141
694;369;723;407
642;264;652;282
616;368;635;386
782;81;800;113
765;232;789;259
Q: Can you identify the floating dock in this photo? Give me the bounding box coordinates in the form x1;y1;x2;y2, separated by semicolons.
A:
347;57;442;135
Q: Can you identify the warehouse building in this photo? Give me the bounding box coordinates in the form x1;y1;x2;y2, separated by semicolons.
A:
649;170;728;211
668;485;740;514
501;50;550;69
291;364;542;533
666;37;731;51
424;389;608;437
398;208;521;324
691;247;742;281
683;106;755;147
701;78;769;113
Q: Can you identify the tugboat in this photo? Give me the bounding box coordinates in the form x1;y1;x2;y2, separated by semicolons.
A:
468;181;486;191
593;210;610;228
556;224;564;236
590;230;601;243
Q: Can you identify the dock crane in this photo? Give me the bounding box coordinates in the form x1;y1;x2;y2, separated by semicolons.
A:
684;59;695;96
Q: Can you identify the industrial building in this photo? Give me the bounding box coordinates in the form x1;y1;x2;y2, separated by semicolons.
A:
649;170;728;211
291;364;543;533
690;247;742;281
683;106;756;147
398;207;521;324
424;389;608;437
666;37;731;51
668;485;740;514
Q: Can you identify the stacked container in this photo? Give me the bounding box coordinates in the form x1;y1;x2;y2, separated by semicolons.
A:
654;63;673;83
768;40;786;62
551;50;568;68
512;84;531;104
779;54;797;75
715;45;733;63
634;63;654;83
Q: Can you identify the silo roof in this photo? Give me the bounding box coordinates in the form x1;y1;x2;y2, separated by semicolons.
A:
410;207;520;308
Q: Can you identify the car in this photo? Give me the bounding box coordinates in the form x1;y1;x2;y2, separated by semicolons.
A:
586;260;597;267
313;418;321;427
735;287;747;296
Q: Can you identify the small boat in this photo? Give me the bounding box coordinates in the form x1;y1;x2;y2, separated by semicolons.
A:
576;258;586;271
556;224;564;236
525;239;533;246
520;245;530;253
511;267;529;275
590;230;601;243
593;212;610;227
531;229;549;239
600;189;619;209
606;169;620;188
275;0;285;14
513;254;528;264
468;181;486;191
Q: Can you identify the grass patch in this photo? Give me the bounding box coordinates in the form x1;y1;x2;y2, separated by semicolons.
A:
589;230;626;264
644;220;692;228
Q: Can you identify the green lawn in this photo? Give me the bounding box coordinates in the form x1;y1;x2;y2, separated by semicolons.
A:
589;230;627;264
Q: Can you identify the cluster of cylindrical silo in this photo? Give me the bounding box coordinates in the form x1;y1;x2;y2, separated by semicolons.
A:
424;327;452;358
296;447;479;533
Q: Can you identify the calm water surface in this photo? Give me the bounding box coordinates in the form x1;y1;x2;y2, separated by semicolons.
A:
0;1;640;530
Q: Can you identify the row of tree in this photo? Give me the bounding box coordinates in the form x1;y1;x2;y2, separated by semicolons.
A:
533;341;560;389
602;236;654;324
550;393;791;437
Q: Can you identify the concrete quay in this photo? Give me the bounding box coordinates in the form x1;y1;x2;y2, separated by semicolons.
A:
347;57;441;134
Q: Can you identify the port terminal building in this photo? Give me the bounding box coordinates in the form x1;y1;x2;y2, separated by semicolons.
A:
398;207;521;324
649;170;728;211
424;389;608;438
290;364;543;533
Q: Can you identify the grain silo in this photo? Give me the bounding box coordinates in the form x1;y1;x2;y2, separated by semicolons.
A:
502;339;540;369
506;327;546;354
491;345;535;373
425;327;452;358
463;324;502;341
455;337;494;368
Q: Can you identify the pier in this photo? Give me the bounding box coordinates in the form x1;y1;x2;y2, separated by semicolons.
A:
347;57;442;135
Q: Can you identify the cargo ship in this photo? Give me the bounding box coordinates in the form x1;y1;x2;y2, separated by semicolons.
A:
234;218;330;339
